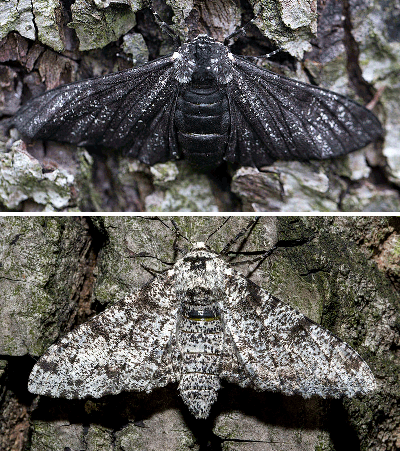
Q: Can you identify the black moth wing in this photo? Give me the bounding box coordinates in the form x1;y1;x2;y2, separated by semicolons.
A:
225;56;383;167
28;276;178;399
14;56;180;165
220;268;376;398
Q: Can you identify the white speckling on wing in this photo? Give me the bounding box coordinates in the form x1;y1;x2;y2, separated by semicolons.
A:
222;266;376;398
28;275;179;398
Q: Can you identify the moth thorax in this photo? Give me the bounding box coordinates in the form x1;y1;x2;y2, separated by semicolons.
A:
179;285;222;304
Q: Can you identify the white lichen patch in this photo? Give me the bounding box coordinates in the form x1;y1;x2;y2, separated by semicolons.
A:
145;168;218;212
0;0;36;41
0;141;73;210
69;0;137;51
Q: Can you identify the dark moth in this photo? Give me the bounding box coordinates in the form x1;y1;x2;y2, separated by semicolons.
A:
28;241;376;419
14;35;383;171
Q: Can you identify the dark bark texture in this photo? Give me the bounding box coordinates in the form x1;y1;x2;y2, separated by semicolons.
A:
0;0;399;212
0;216;399;450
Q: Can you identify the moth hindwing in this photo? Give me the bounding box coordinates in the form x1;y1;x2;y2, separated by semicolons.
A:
29;241;376;419
14;29;383;171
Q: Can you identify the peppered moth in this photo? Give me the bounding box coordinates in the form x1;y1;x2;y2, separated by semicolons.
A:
28;230;376;419
13;21;383;171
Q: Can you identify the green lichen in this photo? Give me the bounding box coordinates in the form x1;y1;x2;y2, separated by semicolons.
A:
33;0;66;52
314;432;334;451
69;0;137;51
250;0;316;59
0;217;91;356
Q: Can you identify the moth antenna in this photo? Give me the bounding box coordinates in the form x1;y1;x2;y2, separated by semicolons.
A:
170;219;191;244
261;47;283;58
240;48;284;66
149;3;181;48
116;52;134;63
205;217;231;245
220;217;261;256
224;11;261;45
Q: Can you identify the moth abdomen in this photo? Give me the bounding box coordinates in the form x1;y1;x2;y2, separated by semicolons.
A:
179;373;220;419
175;87;230;170
177;304;224;418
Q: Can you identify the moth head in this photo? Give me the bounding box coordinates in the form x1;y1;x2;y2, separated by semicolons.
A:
172;243;226;299
192;241;208;251
172;35;233;85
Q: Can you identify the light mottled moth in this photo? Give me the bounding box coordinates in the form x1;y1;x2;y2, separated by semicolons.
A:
28;224;376;419
13;11;383;171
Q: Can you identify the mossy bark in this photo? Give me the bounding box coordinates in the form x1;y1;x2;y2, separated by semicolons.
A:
0;216;398;450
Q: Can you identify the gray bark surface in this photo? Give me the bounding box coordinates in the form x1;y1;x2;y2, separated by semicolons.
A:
0;0;398;212
0;216;398;450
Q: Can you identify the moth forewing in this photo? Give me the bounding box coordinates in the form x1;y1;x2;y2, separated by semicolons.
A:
28;276;179;399
220;270;376;398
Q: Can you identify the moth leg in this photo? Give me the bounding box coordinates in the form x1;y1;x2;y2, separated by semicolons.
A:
229;247;276;267
223;12;261;45
149;3;181;48
140;262;170;276
220;216;261;255
164;218;191;260
125;220;177;274
126;252;175;265
244;247;277;278
225;245;277;279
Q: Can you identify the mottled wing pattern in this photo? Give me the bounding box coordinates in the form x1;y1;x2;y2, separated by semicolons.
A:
225;56;383;166
28;275;178;399
220;268;376;398
14;56;180;165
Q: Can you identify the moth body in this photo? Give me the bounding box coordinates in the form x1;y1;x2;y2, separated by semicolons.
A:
173;244;226;418
177;301;223;418
173;36;232;170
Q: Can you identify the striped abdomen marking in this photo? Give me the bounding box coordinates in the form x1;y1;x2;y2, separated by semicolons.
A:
175;87;230;170
177;305;223;418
